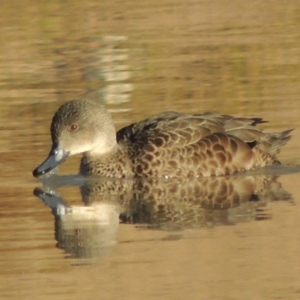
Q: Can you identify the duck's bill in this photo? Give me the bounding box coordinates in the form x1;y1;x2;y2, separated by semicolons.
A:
33;145;69;177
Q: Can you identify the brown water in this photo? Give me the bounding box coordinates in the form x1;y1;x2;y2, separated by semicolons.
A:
1;0;300;299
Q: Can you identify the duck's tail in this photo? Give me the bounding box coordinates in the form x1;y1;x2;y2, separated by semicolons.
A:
249;129;293;167
256;129;293;156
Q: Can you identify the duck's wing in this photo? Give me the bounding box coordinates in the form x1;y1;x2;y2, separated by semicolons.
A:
117;112;265;148
117;112;225;147
117;112;292;177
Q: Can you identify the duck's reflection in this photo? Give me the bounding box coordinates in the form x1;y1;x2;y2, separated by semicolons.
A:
34;170;292;258
34;186;122;259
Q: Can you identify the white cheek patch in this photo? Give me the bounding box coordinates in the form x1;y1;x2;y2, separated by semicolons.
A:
88;138;116;156
64;132;115;156
69;142;92;155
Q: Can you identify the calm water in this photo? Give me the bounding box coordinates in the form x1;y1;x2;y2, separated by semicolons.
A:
1;0;300;299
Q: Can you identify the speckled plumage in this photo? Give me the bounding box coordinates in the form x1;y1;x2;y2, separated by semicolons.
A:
33;99;292;178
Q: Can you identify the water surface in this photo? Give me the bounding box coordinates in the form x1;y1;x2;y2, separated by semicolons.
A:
1;1;300;299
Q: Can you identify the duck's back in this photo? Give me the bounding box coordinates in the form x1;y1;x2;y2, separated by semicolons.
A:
117;112;292;177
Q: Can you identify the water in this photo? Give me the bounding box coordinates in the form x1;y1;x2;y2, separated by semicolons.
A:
1;0;300;299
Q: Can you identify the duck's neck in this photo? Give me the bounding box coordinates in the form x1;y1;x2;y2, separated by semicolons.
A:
80;144;133;178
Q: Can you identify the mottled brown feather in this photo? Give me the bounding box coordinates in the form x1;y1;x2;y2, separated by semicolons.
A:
116;112;292;178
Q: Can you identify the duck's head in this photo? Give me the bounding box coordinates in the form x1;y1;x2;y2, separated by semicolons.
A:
33;99;116;177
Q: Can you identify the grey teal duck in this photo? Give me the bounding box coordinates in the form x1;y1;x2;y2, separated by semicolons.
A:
33;99;292;178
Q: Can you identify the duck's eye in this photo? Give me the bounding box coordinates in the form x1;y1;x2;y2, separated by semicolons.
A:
70;124;78;131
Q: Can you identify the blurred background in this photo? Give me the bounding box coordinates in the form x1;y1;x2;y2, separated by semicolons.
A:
0;1;300;299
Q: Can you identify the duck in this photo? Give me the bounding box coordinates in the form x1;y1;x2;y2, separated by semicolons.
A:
33;98;292;178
